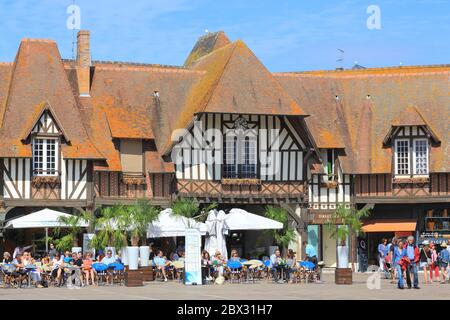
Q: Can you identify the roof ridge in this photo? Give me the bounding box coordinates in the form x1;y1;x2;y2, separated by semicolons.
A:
21;38;56;43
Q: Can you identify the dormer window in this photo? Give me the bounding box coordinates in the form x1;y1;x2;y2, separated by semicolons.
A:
120;139;144;176
32;138;58;176
394;138;429;176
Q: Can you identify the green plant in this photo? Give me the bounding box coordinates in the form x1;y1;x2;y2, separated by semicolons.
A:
264;206;296;253
128;199;160;246
171;198;217;227
325;205;370;243
325;204;370;268
90;204;128;250
54;211;91;251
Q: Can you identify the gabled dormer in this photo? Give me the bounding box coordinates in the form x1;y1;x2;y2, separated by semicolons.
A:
21;102;69;177
383;106;440;180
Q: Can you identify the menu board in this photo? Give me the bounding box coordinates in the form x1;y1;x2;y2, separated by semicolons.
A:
184;228;202;285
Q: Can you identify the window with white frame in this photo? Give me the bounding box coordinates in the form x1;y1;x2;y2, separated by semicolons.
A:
413;139;428;175
223;134;257;179
33;138;58;176
394;138;429;176
395;139;410;175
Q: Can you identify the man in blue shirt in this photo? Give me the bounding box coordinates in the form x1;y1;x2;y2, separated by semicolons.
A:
303;241;318;267
405;236;420;289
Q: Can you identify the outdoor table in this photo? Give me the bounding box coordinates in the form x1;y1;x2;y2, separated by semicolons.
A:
24;265;36;288
242;261;254;283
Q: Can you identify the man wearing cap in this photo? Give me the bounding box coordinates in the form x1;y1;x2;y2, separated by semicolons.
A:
404;236;420;289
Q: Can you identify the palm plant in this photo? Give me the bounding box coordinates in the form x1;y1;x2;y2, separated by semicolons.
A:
264;206;296;254
128;199;160;246
171;198;217;227
326;204;370;267
90;204;128;251
54;211;91;251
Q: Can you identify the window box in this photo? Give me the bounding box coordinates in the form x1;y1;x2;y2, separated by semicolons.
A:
221;178;261;186
121;175;147;186
393;176;430;184
31;175;60;187
320;180;339;189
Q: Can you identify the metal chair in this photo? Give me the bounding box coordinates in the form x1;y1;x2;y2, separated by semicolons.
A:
227;261;243;284
92;263;108;285
108;263;125;286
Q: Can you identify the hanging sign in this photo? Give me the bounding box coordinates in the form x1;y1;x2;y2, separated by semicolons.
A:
185;228;202;285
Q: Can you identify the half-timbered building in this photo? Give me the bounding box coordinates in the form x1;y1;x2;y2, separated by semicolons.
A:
0;30;448;266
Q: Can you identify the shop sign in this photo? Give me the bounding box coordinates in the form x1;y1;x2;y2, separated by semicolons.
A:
309;212;342;224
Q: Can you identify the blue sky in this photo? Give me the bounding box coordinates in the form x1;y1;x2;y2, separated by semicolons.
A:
0;0;448;71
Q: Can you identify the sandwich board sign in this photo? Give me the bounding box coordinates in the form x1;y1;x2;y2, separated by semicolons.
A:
184;228;202;285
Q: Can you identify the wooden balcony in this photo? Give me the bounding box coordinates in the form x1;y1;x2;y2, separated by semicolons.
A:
175;179;306;204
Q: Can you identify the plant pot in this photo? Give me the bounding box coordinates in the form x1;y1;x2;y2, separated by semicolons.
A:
121;247;129;265
335;268;352;284
139;246;150;267
127;246;139;270
71;247;82;253
337;245;349;268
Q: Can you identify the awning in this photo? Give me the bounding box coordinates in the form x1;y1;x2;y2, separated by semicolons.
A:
225;208;283;231
362;219;417;233
4;208;88;229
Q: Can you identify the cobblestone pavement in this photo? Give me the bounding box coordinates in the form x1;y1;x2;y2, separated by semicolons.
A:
1;273;450;300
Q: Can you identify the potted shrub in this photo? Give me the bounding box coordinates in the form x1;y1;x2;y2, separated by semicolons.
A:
91;205;128;261
55;212;90;252
264;206;296;255
326;204;370;284
127;199;160;269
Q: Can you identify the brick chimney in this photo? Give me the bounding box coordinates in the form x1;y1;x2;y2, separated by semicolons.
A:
76;30;91;97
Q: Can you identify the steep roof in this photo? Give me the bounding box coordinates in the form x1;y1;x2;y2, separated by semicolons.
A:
0;39;102;159
275;65;450;173
78;62;203;171
165;40;307;154
184;31;231;67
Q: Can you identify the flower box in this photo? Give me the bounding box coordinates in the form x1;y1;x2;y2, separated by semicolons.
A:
31;175;60;187
221;178;261;185
320;180;338;189
121;175;147;186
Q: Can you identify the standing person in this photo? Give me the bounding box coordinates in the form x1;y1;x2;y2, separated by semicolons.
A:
48;243;57;260
393;240;407;289
419;241;432;284
429;242;439;283
303;241;318;267
404;236;420;289
438;242;449;284
378;238;388;272
12;244;33;259
388;237;398;282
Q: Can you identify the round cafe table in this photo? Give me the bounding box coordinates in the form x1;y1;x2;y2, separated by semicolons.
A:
24;265;36;288
242;261;254;283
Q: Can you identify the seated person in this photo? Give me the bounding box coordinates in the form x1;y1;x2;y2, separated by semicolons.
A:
22;252;44;288
201;250;213;281
229;250;240;262
153;250;170;282
63;251;73;264
12;254;28;285
2;252;12;264
170;251;179;261
212;250;225;276
270;249;283;281
178;250;185;262
51;253;64;286
82;252;96;286
285;249;297;283
101;250;117;285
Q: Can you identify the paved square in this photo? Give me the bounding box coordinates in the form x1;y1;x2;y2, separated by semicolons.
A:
1;273;450;300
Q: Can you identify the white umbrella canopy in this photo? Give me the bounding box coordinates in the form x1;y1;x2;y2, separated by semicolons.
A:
205;210;228;259
225;208;283;230
146;208;207;238
4;208;88;229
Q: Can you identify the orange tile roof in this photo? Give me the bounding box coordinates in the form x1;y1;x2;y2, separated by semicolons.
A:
0;39;103;159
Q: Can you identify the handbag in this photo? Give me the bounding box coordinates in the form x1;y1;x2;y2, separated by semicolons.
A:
423;249;432;266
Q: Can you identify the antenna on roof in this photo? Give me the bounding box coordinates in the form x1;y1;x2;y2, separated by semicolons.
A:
336;48;344;70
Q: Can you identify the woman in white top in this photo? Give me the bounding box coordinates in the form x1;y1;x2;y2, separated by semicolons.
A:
51;252;64;285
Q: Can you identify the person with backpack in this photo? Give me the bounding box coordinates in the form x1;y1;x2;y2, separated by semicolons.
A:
404;236;420;289
438;242;449;284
